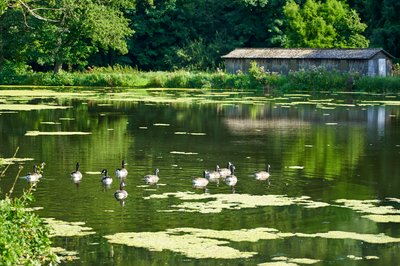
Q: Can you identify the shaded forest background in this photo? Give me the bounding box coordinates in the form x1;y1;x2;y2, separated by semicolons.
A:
0;0;399;73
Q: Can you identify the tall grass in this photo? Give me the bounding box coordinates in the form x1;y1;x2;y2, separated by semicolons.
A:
1;61;400;93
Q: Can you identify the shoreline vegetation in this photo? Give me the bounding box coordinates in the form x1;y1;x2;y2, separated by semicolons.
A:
1;62;400;94
0;149;58;265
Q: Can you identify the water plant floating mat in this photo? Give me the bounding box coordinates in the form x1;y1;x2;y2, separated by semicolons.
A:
25;131;92;136
104;227;398;260
0;104;70;111
44;218;95;237
143;192;400;223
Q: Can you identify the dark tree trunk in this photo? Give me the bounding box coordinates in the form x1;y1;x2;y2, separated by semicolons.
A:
53;60;63;74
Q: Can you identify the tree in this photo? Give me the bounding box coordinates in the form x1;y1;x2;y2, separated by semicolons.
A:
360;0;400;58
1;0;134;73
281;0;369;48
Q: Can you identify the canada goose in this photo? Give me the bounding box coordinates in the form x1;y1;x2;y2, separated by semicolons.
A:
225;164;238;191
70;162;83;182
101;169;113;185
116;160;128;179
254;164;270;184
25;165;40;182
218;162;233;178
114;181;128;200
205;165;221;182
144;168;160;185
192;171;209;189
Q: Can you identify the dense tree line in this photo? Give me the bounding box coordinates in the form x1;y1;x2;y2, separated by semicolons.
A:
0;0;398;73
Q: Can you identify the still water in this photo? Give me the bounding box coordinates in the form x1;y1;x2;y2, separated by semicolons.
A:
1;88;400;265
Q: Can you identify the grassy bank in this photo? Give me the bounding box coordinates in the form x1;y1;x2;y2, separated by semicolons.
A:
1;61;400;93
0;157;57;265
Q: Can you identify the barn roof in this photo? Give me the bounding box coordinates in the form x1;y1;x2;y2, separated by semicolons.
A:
222;48;394;60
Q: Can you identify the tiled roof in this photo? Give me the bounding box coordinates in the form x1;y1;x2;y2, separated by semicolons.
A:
222;48;394;59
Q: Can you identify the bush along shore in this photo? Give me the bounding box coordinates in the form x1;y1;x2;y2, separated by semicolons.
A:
1;61;400;93
0;156;57;265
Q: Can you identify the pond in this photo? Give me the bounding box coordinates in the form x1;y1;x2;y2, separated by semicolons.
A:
1;88;400;265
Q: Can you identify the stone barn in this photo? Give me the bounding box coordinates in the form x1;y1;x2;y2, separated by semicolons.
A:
222;48;394;77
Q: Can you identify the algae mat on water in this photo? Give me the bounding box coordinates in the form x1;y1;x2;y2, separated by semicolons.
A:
104;227;400;260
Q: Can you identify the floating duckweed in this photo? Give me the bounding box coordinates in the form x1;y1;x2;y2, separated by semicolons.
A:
170;151;199;155
362;215;400;223
104;230;257;259
44;218;95;237
51;247;80;261
287;166;304;169
347;255;363;260
24;206;44;211
270;256;320;265
289;258;320;264
335;199;400;215
365;256;379;260
1;157;34;165
295;231;400;244
189;132;206;136
25;131;92;136
144;191;329;213
40;122;61;125
258;262;298;266
387;197;400;203
0;104;70;111
168;227;281;242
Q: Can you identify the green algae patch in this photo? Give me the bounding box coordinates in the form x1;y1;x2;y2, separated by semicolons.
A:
258;262;298;266
0;104;70;111
335;199;400;215
51;247;79;262
170;151;199;155
295;231;400;244
269;256;320;265
1;157;34;165
44;218;95;237
362;214;400;223
85;171;100;175
167;227;281;242
144;191;330;213
104;230;257;259
40;121;62;125
25;131;92;136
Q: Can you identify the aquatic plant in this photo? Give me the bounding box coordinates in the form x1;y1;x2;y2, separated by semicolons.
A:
0;159;57;265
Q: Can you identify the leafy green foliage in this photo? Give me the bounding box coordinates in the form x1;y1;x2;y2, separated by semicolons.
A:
0;193;57;265
0;156;56;265
282;0;369;48
1;0;133;73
